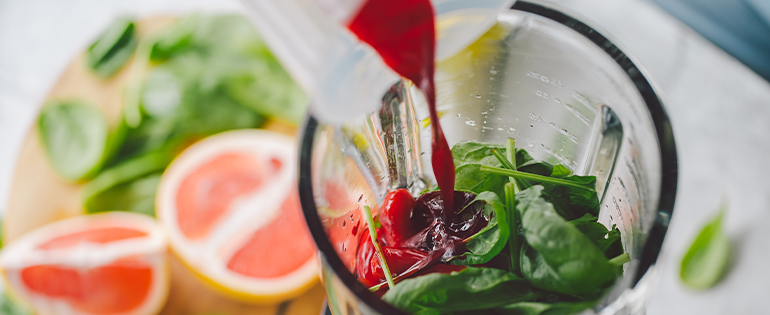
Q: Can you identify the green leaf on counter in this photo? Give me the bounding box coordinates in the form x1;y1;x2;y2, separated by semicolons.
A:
382;268;538;315
86;17;137;78
0;292;31;315
37;101;109;182
81;150;173;211
84;172;161;216
680;204;730;290
146;15;307;124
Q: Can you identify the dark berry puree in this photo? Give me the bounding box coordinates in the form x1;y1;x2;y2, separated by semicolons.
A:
355;189;489;288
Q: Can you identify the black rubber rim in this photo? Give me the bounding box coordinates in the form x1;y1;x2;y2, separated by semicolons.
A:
299;2;678;313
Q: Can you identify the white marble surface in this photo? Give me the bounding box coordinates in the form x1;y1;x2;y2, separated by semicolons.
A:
1;0;769;314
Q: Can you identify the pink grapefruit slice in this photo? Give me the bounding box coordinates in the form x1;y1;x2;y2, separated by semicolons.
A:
156;129;317;303
0;212;168;315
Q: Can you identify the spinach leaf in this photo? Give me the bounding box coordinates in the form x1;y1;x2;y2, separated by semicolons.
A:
549;165;572;178
569;214;622;258
146;15;307;124
38;101;109;181
451;141;534;167
382;268;538;315
680;206;730;290
494;300;596;315
517;160;553;177
86;17;137;78
455;164;508;197
149;15;198;61
540;173;599;221
84;173;161;216
450;192;509;265
452;142;535;197
81;150;173;211
516;186;616;295
0;292;31;315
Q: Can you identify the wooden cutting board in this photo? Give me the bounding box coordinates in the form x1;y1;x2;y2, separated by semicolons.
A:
4;16;326;315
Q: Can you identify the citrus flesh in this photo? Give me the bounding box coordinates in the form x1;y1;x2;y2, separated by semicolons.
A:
157;130;317;303
0;212;168;315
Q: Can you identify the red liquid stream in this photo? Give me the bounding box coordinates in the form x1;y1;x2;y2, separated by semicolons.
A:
348;0;455;217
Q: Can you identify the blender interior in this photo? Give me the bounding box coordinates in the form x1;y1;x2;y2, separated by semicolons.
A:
298;1;677;314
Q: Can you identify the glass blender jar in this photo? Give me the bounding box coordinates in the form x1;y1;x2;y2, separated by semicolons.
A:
297;1;678;314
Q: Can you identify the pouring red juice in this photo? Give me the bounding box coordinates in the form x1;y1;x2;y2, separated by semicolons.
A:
346;0;486;288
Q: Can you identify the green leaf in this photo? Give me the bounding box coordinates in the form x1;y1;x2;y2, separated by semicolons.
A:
38;101;109;182
569;214;622;258
451;141;533;167
149;15;199;61
494;300;596;315
540;174;599;221
549;165;572;178
0;292;31;315
82;150;173;209
450;192;509;265
382;268;538;315
517;160;554;177
452;142;535;198
455;164;508;197
86;17;137;78
680;205;730;290
145;15;307;124
516;186;616;295
84;173;161;216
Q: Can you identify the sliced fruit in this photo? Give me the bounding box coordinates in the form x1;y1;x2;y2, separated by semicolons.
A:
0;212;168;315
156;129;317;303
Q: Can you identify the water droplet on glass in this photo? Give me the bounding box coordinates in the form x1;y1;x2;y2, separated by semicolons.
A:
530;125;534;128
457;113;461;118
490;70;498;75
483;121;487;124
481;111;488;115
536;90;543;96
509;127;516;132
342;220;346;228
554;97;561;104
498;128;504;131
482;126;493;130
358;194;363;202
475;95;482;98
497;117;502;120
563;140;566;143
465;120;476;126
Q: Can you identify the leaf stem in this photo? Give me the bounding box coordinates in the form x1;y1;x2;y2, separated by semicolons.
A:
479;166;593;191
362;205;396;289
505;182;519;274
608;253;630;267
505;138;519;193
491;148;515;170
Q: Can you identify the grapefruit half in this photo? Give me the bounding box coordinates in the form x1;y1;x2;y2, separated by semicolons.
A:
156;129;317;303
0;212;169;315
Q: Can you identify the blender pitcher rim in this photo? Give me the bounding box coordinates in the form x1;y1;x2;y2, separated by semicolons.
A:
297;1;679;314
